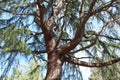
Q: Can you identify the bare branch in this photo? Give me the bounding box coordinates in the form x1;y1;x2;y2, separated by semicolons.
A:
70;39;97;54
79;0;85;20
107;10;120;25
66;54;93;60
36;0;46;24
36;0;52;39
88;0;97;14
58;0;98;55
99;35;120;41
0;45;47;54
54;17;66;49
91;0;117;15
0;53;17;79
32;50;47;54
64;56;120;67
33;54;48;62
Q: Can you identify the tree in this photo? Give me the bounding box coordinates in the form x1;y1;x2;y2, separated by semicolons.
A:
90;57;120;80
7;60;43;80
0;0;120;80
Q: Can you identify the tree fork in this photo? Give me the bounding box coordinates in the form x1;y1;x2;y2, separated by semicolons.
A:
45;36;63;80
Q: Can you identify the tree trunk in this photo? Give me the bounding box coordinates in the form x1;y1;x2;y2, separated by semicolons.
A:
45;52;63;80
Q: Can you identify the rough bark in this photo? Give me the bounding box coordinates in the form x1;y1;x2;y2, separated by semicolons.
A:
35;0;118;80
44;36;63;80
45;51;63;80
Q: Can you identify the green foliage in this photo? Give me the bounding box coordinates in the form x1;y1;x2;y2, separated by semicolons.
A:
90;63;120;80
0;0;120;80
1;26;31;54
7;60;42;80
0;29;4;41
65;0;80;29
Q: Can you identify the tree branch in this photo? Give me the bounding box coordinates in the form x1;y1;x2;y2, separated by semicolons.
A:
33;54;48;62
99;35;120;41
36;0;52;39
88;0;97;14
32;50;47;54
54;16;66;49
70;39;97;54
0;45;47;54
79;0;85;20
58;0;98;55
91;0;117;15
64;56;120;67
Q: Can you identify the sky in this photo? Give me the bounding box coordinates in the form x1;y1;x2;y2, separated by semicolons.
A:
1;0;120;80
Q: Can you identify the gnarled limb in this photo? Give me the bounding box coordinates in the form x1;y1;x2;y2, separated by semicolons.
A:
58;0;117;55
64;56;120;67
36;0;52;39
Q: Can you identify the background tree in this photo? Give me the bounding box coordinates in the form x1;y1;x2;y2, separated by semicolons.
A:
90;64;120;80
90;57;120;80
7;60;43;80
0;0;120;80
